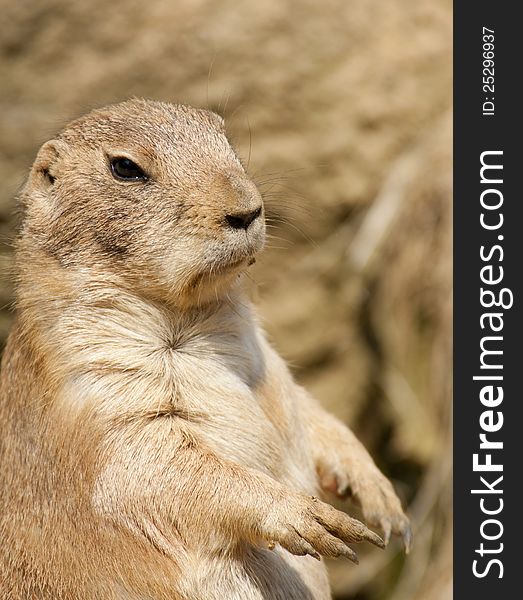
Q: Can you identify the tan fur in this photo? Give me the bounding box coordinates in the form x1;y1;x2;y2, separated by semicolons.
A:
0;99;410;600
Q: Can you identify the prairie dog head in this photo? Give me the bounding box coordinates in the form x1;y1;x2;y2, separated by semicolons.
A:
21;99;265;308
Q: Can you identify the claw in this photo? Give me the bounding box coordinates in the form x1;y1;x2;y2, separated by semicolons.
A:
380;520;392;546
341;545;359;564
337;481;350;497
335;473;351;498
403;525;413;554
364;528;385;549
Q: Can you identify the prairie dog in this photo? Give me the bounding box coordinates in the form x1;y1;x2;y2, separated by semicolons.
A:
0;99;410;600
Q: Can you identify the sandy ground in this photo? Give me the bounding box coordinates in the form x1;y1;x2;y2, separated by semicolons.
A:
0;1;452;598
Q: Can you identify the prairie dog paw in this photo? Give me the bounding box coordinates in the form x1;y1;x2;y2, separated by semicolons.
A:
261;493;384;564
319;462;412;553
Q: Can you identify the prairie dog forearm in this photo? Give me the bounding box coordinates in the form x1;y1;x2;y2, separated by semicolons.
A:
293;386;379;485
94;418;283;546
293;385;411;549
93;415;384;563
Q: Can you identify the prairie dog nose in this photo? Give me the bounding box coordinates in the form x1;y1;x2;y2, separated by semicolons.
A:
225;206;262;230
221;171;263;231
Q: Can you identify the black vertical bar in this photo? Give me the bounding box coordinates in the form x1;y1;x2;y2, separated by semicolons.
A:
454;3;521;598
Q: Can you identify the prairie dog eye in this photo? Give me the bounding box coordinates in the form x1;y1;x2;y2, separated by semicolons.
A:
110;157;147;181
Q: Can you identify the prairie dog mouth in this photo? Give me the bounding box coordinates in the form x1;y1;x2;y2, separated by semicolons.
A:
207;255;252;277
188;254;257;291
220;255;256;272
218;253;257;271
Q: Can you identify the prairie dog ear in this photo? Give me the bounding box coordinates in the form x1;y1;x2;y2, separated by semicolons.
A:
31;139;68;188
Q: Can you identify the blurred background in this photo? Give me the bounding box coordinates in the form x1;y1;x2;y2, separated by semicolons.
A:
0;1;452;598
